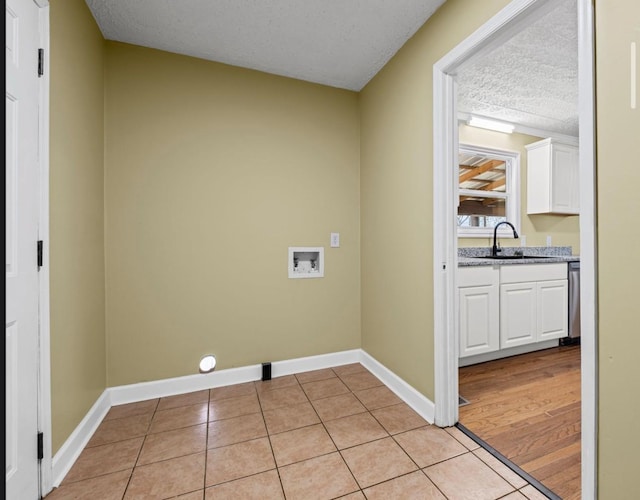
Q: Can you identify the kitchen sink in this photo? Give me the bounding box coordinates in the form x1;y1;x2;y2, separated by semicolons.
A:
484;255;553;260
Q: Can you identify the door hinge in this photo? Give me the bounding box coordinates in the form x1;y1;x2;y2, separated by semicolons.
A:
37;240;43;270
37;432;44;461
38;48;44;77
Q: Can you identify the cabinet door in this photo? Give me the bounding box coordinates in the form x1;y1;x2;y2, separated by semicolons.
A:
551;144;579;214
537;279;568;341
459;285;499;357
500;282;537;348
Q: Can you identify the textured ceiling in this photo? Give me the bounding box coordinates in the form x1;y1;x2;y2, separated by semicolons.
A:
85;0;445;91
457;0;579;138
85;0;578;137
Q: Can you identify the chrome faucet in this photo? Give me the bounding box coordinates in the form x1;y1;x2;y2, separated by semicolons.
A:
492;221;519;257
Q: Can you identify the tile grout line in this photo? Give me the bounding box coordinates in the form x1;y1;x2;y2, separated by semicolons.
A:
303;367;442;497
303;369;364;497
455;423;560;500
122;397;160;499
255;378;288;499
384;426;453;499
202;388;212;497
66;366;554;499
328;370;382;498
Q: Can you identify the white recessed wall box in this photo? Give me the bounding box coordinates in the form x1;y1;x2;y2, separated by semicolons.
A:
288;247;324;279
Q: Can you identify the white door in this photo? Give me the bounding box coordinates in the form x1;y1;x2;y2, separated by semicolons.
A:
6;0;42;498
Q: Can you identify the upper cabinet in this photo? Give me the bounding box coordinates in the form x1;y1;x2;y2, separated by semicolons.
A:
526;138;579;215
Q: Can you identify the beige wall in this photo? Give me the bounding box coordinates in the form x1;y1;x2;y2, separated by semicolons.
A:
458;125;580;253
50;0;106;453
360;0;511;398
596;0;640;496
47;2;640;494
104;43;361;386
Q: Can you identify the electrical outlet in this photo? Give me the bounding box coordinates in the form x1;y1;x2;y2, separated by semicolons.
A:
330;233;340;248
520;235;526;247
546;235;552;247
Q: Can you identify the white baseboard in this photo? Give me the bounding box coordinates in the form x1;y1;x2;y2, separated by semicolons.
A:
458;339;559;367
108;349;362;406
359;350;435;424
51;390;111;487
271;349;361;378
109;364;263;406
52;348;434;487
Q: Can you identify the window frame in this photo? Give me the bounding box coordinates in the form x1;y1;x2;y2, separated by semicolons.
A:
457;143;521;239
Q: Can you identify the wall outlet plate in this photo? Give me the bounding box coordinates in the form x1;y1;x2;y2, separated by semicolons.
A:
330;233;340;248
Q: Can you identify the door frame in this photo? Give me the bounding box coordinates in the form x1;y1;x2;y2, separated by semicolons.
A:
432;0;597;498
35;0;53;494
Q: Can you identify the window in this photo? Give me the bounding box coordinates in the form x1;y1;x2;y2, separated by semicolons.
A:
457;144;520;238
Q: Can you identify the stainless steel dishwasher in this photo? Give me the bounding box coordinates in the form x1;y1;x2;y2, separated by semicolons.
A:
562;261;581;345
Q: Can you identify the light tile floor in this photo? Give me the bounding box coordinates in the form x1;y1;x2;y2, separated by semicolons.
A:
45;363;551;499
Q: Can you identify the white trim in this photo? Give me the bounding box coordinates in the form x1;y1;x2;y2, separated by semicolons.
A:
360;351;435;423
457;143;521;239
577;1;597;498
458;339;558;367
109;350;361;405
434;1;597;498
36;2;53;496
433;66;459;427
109;364;262;406
51;391;111;487
271;349;361;378
52;348;434;486
440;0;555;75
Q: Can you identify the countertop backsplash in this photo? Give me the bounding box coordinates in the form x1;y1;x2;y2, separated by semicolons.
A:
459;246;573;258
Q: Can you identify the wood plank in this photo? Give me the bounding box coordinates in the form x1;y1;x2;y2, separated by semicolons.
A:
459;159;504;182
540;465;581;500
479;177;506;192
459;345;581;498
521;440;581;473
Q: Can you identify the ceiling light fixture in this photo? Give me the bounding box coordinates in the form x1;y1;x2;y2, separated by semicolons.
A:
467;116;515;134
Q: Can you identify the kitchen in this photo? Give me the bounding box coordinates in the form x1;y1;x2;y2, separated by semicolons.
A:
455;133;581;499
452;1;582;498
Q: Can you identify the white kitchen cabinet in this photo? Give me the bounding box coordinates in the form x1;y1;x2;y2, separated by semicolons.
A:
500;263;568;348
526;138;579;215
500;282;537;348
537;279;569;341
458;266;499;358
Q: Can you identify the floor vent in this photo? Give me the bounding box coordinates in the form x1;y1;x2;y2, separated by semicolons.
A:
459;395;470;406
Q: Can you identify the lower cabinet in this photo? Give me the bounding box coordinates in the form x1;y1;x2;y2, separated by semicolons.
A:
500;282;537;348
537;279;569;341
459;285;499;357
459;263;568;360
458;266;499;358
500;279;568;348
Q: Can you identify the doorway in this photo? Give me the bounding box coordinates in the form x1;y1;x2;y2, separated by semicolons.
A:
433;0;597;499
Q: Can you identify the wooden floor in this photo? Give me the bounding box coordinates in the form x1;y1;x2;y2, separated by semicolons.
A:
459;345;581;500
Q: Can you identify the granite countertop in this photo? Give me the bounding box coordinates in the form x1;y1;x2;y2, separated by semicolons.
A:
458;246;580;267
